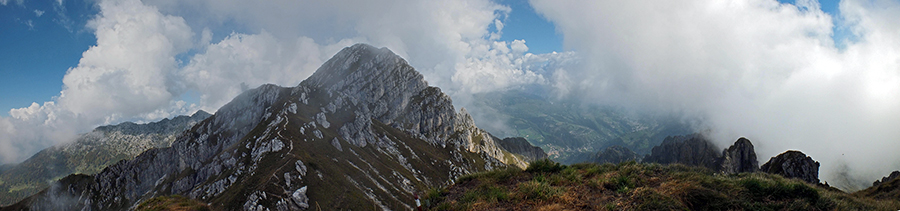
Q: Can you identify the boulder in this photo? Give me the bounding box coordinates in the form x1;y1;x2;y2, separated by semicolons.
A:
760;150;820;184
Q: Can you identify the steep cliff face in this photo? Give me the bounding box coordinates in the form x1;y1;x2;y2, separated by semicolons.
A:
494;137;548;163
760;150;821;184
720;137;759;174
3;44;539;211
643;134;722;170
0;111;210;206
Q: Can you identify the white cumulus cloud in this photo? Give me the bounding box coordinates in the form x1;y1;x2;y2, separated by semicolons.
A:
1;0;573;163
531;0;900;190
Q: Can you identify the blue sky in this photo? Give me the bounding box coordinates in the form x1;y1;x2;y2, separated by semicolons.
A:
0;0;567;116
0;0;847;116
0;0;96;115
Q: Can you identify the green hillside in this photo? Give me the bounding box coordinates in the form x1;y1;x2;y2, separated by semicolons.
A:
423;160;900;210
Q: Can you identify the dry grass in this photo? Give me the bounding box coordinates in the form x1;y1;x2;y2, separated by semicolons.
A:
425;160;900;211
136;195;212;211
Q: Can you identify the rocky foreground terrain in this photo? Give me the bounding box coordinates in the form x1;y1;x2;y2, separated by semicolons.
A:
1;44;544;210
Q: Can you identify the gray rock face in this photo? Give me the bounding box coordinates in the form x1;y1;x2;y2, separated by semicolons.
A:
641;135;762;174
760;150;820;184
720;137;758;174
643;134;722;170
5;44;541;211
873;171;900;187
495;137;548;162
594;145;640;164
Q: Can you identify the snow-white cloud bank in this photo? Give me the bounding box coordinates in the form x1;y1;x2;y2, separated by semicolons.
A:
0;0;566;163
531;0;900;189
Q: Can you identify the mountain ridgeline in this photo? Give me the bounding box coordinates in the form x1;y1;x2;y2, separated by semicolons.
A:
0;111;211;206
1;44;544;210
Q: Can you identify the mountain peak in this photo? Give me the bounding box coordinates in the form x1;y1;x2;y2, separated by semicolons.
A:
302;43;421;92
191;110;210;118
1;43;543;210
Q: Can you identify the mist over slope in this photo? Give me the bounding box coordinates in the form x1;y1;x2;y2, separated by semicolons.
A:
0;111;210;206
465;88;690;164
529;0;900;190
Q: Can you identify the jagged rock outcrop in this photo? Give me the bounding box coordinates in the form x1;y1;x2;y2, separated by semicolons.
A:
643;134;722;170
760;150;820;184
873;171;900;187
0;111;210;206
495;137;548;162
720;137;758;174
594;145;640;164
641;135;762;174
2;44;540;211
856;170;900;200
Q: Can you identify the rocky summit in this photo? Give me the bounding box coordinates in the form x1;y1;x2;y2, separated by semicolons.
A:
1;44;543;211
720;137;759;174
760;150;821;184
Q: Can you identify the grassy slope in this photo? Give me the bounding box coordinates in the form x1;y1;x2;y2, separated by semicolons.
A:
424;160;900;210
472;91;689;164
136;195;211;211
854;175;900;201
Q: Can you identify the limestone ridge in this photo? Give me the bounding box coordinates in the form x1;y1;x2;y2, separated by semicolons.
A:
2;43;541;211
760;150;821;184
300;43;531;168
0;110;211;206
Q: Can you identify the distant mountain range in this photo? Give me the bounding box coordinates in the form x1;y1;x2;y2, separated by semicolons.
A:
2;44;544;210
0;111;210;206
471;90;690;164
